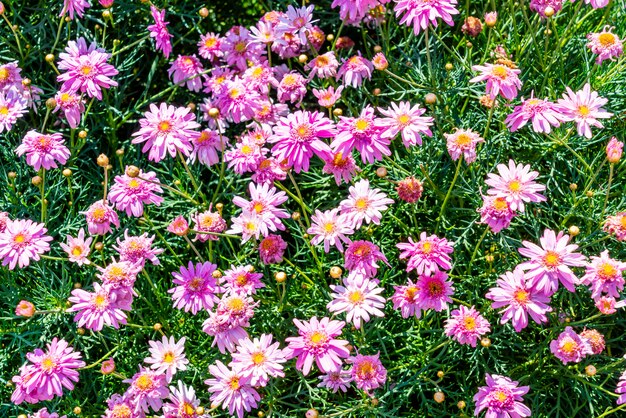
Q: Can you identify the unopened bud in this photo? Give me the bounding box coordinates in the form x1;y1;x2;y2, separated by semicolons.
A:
153;323;162;331
45;53;55;63
199;7;209;18
208;107;220;118
332;108;343;116
376;166;387;178
97;154;109;167
275;271;287;283
126;165;140;178
45;98;57;109
95;242;104;251
425;93;437;105
31;175;42;186
568;225;580;236
434;391;445;403
298;54;308;64
330;266;342;279
78;130;87;139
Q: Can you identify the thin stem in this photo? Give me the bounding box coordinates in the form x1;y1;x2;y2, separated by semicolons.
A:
183;235;205;262
483;102;496;139
51;16;65;52
2;14;24;60
435;158;463;234
601;163;613;220
111;34;150;57
188;229;241;240
178;150;202;197
283;257;315;287
137;175;199;206
40;168;47;223
79;346;118;370
288;172;311;227
102;166;109;202
210;131;227;205
465;226;490;275
40;108;51;132
424;27;434;86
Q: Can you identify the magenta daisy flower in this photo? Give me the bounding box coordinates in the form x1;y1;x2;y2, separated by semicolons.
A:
470;63;522;101
198;32;223;61
473;374;531;418
0;61;23;89
216;77;263;124
168;55;204;92
102;394;135;418
606;137;624;164
517;229;586;295
276;71;307;104
169;261;220;314
306;52;340;79
485;159;547;212
53;89;84;129
478;195;517;233
505;94;563;134
15;131;70;171
587;26;623;65
113;230;163;267
307;208;355;253
394;0;459;35
123;367;169;414
332;105;391;164
222;265;265;296
415;271;454;312
276;5;316;45
60;0;90;20
444;128;484;164
339;179;394;230
82;199;120;235
205;361;260;418
377;101;433;148
148;5;173;58
161;381;200;418
97;259;141;291
67;282;129;331
222;26;265;71
258;234;287;265
189;129;228;167
144;336;188;382
391;279;422;319
0;218;52;270
486;267;552;332
336;54;373;88
331;0;378;20
131;103;201;162
550;326;593;365
193;207;227;242
318;369;352;393
327;273;386;329
556;83;612;138
202;311;249;354
108;168;163;218
230;334;287;386
322;150;360;185
313;85;343;108
347;352;387;393
344;240;388;279
444;305;491;347
396;231;454;275
284;316;350;375
579;250;626;300
0;89;28;132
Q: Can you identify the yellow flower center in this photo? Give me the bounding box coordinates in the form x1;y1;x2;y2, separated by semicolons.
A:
226;297;245;312
354;197;368;210
316;55;329;67
561;339;577;354
112;404;132;418
94;294;107;307
229;88;241;99
598;32;616;46
92;207;106;220
236;274;248;286
0;67;8;81
188;277;204;291
41;357;56;371
348;290;364;304
493;390;508;403
158;120;171;132
397;114;411;125
355;361;375;378
241;144;253;155
205;38;217;48
323;222;335;233
251;352;265;365
81;65;92;75
620;216;626;228
109;266;124;278
543;251;561;267
245;221;257;231
234;42;246;53
128;179;140;188
0;106;8;115
197;131;210;143
14;233;26;244
229;376;240;390
508;180;521;192
282;74;297;86
464;316;476;331
455;133;472;146
135;374;154;391
354;118;369;131
163;351;175;363
421;241;433;254
309;331;326;345
405;286;418;301
493;197;509;211
578;105;590;116
200;216;214;228
332;152;348;167
252;202;264;214
183;403;195;415
60;93;71;102
598;262;617;280
352;243;371;257
513;289;529;304
491;65;508;79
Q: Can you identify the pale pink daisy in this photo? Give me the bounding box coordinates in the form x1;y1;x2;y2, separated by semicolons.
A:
123;367;169;414
344;240;388;279
102;394;136;418
313;85;344;108
144;336;188;382
108;168;164;217
331;105;391;164
478;195;517;233
193;207;227;242
168;55;204;92
327;273;386;329
415;271;454;311
227;211;263;243
0;211;9;233
347;352;387;392
59;228;92;265
444;128;484;164
16;131;70;171
0;89;28;132
252;157;288;185
258;234;287;264
53;90;84;129
391;279;422;318
318;370;352;393
222;265;265;296
0;61;23;89
284;316;350;375
517;229;586;295
230;334;287;386
444;305;491;347
97;259;141;290
15;300;35;317
337;54;373;88
0;219;52;270
587;26;623;65
505;94;563;134
216;77;263;124
198;32;223;61
579;250;626;300
306;52;340;79
60;0;90;20
148;6;173;58
232;182;289;236
339;179;394;230
550;327;593;365
377;101;434;147
470;63;522;101
169;261;220;314
485;267;552;332
167;215;189;236
331;0;379;21
276;71;307;104
275;5;316;45
307;208;355;253
224;138;265;174
161;381;200;418
473;374;531;418
485;159;547;212
113;231;163;267
322;150;361;185
396;232;454;275
67;282;129;331
189;129;228;167
202;310;249;354
393;0;459;35
556;83;612;138
82;200;119;235
221;26;265;71
205;361;260;418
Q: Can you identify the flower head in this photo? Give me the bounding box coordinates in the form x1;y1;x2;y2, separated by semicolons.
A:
222;265;265;296
606;137;623;164
230;334;287;386
505;94;563;134
148;6;173;58
205;361;260;418
347;352;387;392
60;0;90;19
444;305;491;347
82;200;119;235
337;54;373;88
478;195;517;233
344;240;388;278
393;0;459;35
169;261;220;314
258;234;287;264
470;63;522;101
415;271;455;312
0;219;52;270
67;282;129;331
108;168;164;217
193;207;227;242
579;250;626;300
587;26;623;65
473;374;531;418
550;326;593;364
16;131;70;171
327;273;386;329
123;367;169;413
168;55;204;92
377;101;433;147
144;336;188;382
307;208;354;253
444;128;484;164
396;232;454;275
322;150;360;185
59;228;92;265
485;159;547;212
113;231;163;267
332;105;390;164
391;279;422;319
556;83;612;138
339;179;394;230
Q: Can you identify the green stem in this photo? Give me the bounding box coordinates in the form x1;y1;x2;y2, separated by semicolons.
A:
288;172;311;227
183;235;205;262
435;158;463;234
178;150;202;198
283;257;315;287
465;226;490;275
600;163;613;220
111;34;150;57
40;168;46;223
210;131;227;205
79;346;118;370
483;102;496;139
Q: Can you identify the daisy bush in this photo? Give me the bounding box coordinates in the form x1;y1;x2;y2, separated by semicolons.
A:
2;0;626;417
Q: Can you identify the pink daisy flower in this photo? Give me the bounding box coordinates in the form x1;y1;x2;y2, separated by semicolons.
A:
377;101;434;147
505;94;563;134
396;231;454;275
67;282;129;331
276;71;307;104
216;77;263;124
306;52;340;79
484;159;547;212
189;129;228;167
15;300;35;317
331;0;379;21
25;407;66;418
485;267;552;332
327;272;386;329
161;381;200;418
205;361;260;418
579;250;626;300
232;182;289;236
221;26;265;71
444;128;484;164
344;240;388;279
222;265;265;296
517;229;586;295
331;105;391;164
587;26;623;65
202;311;249;354
227;211;264;243
322;150;361;185
595;295;626;315
258;234;287;265
307;208;355;253
113;230;163;267
53;90;84;129
550;326;593;365
391;279;422;318
478;195;517;233
347;352;387;393
0;219;52;270
60;0;90;20
606;136;624;164
284;316;350;375
169;261;220;314
224;139;265;175
339;179;394;230
148;6;173;58
102;394;135;418
168;55;204;92
275;5;316;45
0;61;23;89
444;305;491;347
470;63;522;101
167;215;189;236
15;131;70;171
108;168;163;217
396;176;424;203
394;0;459;35
97;259;141;291
193;207;227;242
313;85;344;108
556;83;612;138
0;89;28;133
131;103;201;163
230;334;287;386
252;157;288;185
473;374;531;418
198;32;223;61
604;212;626;241
415;271;454;312
123;367;169;414
0;211;9;232
82;200;119;235
580;328;605;354
372;52;389;70
318;369;352;393
617;371;626;405
59;228;92;265
337;54;373;88
144;336;188;382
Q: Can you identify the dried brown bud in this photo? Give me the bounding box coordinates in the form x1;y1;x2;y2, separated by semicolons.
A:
45;98;57;109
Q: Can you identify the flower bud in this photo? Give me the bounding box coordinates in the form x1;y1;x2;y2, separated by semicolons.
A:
78;130;87;139
22;78;31;87
372;52;388;71
31;175;42;186
305;409;319;418
45;98;57;109
606;137;623;163
480;337;492;347
15;300;35;317
95;242;104;251
62;168;72;177
116;148;124;156
330;266;342;278
568;225;580;236
436;370;444;378
275;271;287;283
484;12;497;27
97;154;109;167
333;108;343;117
73;406;82;414
199;7;209;18
569;183;578;191
445;62;453;71
212;270;222;279
101;358;116;374
45;53;55;63
196;407;205;415
326;34;334;42
373;88;381;96
153;323;162;331
126;165;140;178
376;166;387;178
585;365;597;377
544;6;555;17
457;400;466;409
0;2;5;15
425;93;437;105
434;391;445;403
208;107;220;118
298;54;308;64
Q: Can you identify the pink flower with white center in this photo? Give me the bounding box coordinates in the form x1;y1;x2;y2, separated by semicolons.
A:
59;228;92;265
344;240;388;279
276;5;316;45
202;310;249;354
444;305;491;347
232;182;289;236
53;90;84;129
67;282;129;331
307;208;355;253
205;361;260;418
168;55;204;92
198;32;223;61
337;55;373;88
276;71;307;104
505;94;563;134
318;369;352;393
444;128;484;164
144;336;188;382
377;101;434;147
82;199;119;235
478;195;517;233
221;26;265;71
148;6;173;58
123;367;169;414
322;150;361;185
313;85;344;108
269;110;334;173
162;381;200;418
394;0;459;35
485;267;552;332
0;219;52;270
391;279;422;318
60;0;90;20
252;157;288;185
132;103;200;162
108;168;164;218
556;83;612;138
470;63;522;101
11;338;85;405
16;131;70;171
258;234;287;264
331;0;379;20
473;374;531;418
222;265;265;296
332;105;391;164
193;207;227;242
579;250;626;300
169;261;220;314
580;328;605;354
485;159;547;212
327;272;386;329
97;259;141;290
284;316;350;375
56;38;118;100
587;26;623;65
113;231;163;267
230;334;287;386
339;179;394;230
517;229;586;295
306;52;340;79
228;211;263;243
396;232;454;275
604;212;626;241
0;89;28;132
606;137;623;164
347;352;387;393
415;271;454;312
550;326;593;365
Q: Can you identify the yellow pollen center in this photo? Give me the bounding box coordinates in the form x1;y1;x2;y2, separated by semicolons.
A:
236;274;248;286
355;118;369;131
183;403;195;415
251;352;265;365
578;105;590;116
158;120;171;132
229;88;241;99
71;246;83;256
598;32;616;46
128;179;140;188
309;331;326;345
513;289;529;304
60;93;71;102
323;222;335;233
245;221;257;231
354;197;368;210
333;152;347;167
464;316;476;331
229;377;240;390
41;357;56;371
492;65;508;79
94;294;107;307
405;286;418;301
494;198;509;211
543;251;560;267
526;98;541;106
456;134;472;146
316;56;329;67
163;351;175;363
620;216;626;228
227;297;245;312
252;202;264;213
81;66;92;75
282;74;296;86
494;390;508;403
183;58;194;66
561;339;577;354
235;42;246;53
397;114;411;125
0;106;8;115
508;180;521;192
109;266;124;278
205;38;217;48
135;374;154;391
356;361;375;377
14;233;25;244
0;68;8;81
241;145;253;155
599;263;617;279
188;277;204;291
348;290;364;304
421;241;433;254
112;404;132;418
92;207;106;220
197;131;210;143
200;216;214;228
